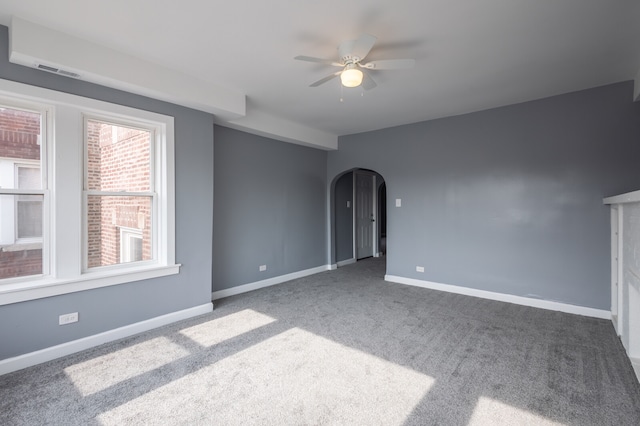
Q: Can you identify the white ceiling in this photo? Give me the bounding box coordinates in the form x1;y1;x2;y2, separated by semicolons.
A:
1;0;639;140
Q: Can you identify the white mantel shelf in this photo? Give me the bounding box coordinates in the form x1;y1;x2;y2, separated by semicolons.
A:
603;190;640;205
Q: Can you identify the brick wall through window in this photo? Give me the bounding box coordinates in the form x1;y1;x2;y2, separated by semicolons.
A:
0;108;42;279
86;120;152;268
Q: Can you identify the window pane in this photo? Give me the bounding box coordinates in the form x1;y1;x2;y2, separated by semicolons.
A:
0;106;41;190
17;199;43;238
86;120;151;192
16;166;43;239
87;195;152;268
0;194;43;279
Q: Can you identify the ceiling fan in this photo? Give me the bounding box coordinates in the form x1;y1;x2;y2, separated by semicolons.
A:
294;34;415;90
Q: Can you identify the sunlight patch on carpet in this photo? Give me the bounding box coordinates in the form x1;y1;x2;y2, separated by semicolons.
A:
64;336;190;396
468;397;565;426
97;327;434;425
179;309;276;347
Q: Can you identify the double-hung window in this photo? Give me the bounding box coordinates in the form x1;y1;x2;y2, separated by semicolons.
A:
0;79;178;306
0;103;46;280
84;118;154;269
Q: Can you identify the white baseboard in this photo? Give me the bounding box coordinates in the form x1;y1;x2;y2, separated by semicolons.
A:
385;275;611;320
630;357;640;384
212;265;332;300
337;258;356;267
0;302;213;376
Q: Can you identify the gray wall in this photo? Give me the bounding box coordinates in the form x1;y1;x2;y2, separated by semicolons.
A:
334;172;353;262
0;25;214;360
328;81;640;310
213;126;327;290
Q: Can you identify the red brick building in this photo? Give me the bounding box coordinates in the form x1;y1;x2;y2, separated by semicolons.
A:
86;120;152;268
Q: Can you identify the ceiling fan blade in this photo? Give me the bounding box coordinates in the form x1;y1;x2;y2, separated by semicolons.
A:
351;34;377;60
294;55;342;67
310;71;342;87
361;70;377;91
360;59;416;70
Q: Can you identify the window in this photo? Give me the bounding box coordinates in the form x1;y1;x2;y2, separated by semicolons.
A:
85;120;153;269
0;105;45;280
0;79;178;306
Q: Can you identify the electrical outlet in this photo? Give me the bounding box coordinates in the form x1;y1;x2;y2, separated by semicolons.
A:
259;265;267;272
416;266;424;273
59;312;78;325
396;198;402;207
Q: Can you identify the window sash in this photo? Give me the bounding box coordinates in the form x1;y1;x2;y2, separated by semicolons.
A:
82;116;158;272
0;100;48;281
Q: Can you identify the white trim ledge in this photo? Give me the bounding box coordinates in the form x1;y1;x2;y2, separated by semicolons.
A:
603;190;640;205
0;264;181;306
385;275;611;320
0;302;213;376
212;265;333;300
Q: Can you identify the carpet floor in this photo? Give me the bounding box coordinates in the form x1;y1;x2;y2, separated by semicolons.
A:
1;257;639;425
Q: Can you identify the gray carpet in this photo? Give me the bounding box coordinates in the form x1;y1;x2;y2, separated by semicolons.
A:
1;257;639;425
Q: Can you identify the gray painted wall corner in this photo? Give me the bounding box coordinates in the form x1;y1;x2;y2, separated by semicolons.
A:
213;125;328;291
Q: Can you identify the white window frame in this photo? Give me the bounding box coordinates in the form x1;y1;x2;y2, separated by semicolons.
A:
0;78;179;306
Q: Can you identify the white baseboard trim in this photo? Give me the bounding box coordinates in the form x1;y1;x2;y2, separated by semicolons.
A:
0;302;213;376
385;275;611;320
212;265;333;300
630;357;640;384
337;258;356;267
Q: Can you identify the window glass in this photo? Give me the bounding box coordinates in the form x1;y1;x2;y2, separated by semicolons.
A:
16;165;43;240
86;120;151;192
85;120;153;269
0;105;43;280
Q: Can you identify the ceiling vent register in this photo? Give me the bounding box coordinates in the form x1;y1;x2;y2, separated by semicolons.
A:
36;63;81;79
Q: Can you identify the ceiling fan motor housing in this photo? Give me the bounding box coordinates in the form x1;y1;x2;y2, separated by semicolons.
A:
338;40;360;65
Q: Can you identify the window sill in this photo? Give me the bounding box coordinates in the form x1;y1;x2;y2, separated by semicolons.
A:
0;264;181;306
1;242;43;252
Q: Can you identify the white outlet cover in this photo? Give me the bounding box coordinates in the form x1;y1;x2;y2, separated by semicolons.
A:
416;266;424;273
396;198;402;207
59;312;79;325
259;265;267;271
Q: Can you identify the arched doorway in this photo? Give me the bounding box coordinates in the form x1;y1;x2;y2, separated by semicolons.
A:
330;168;387;268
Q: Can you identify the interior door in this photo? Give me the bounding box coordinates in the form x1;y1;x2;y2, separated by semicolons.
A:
355;172;375;259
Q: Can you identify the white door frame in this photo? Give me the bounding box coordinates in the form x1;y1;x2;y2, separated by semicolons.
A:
611;205;623;335
353;170;377;260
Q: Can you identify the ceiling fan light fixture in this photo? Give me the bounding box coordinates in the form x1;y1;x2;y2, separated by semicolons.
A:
341;67;363;88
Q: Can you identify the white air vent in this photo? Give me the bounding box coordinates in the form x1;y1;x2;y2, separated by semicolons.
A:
36;63;81;79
